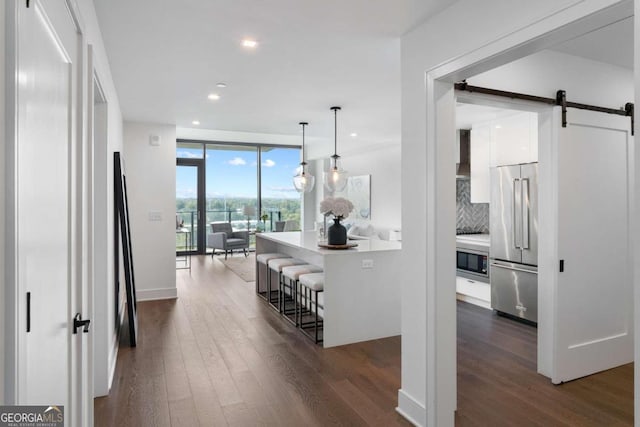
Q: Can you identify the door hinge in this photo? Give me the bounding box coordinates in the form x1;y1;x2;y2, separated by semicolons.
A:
559;259;565;272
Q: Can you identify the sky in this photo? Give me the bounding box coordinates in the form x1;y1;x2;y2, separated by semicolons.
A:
176;145;303;200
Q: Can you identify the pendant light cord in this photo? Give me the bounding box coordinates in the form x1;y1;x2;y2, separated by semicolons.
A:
330;106;341;168
299;121;308;172
334;107;338;156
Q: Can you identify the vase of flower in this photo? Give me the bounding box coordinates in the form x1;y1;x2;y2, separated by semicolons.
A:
320;196;354;246
328;217;347;245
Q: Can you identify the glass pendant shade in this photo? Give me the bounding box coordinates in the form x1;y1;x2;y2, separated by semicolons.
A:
293;121;315;193
293;168;316;193
324;106;348;192
323;155;348;192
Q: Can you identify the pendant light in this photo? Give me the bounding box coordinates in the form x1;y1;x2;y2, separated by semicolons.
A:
293;121;315;193
323;106;348;192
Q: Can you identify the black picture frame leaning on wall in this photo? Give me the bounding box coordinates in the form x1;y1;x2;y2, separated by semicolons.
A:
114;151;138;346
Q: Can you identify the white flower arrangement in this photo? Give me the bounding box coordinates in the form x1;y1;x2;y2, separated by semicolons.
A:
320;196;354;219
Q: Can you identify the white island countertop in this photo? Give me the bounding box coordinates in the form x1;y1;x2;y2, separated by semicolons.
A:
256;231;403;348
258;231;401;254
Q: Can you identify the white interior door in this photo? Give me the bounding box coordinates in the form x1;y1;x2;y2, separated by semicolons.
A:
553;108;633;383
15;0;82;420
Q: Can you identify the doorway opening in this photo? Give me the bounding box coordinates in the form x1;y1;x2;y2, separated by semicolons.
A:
420;5;636;424
91;65;111;403
454;97;546;422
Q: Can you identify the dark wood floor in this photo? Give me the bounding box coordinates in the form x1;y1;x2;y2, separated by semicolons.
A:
95;255;410;426
95;255;633;426
456;301;633;426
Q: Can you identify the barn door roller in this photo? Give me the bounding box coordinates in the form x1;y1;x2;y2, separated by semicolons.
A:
455;82;634;136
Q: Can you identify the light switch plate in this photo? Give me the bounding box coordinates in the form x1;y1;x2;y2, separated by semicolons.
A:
148;211;162;221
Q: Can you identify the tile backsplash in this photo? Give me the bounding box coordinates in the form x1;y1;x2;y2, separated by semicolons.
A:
456;179;489;233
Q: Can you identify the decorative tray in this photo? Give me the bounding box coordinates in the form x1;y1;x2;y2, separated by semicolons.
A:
317;242;358;250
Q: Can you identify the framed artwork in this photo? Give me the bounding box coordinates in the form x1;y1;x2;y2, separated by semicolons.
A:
336;175;371;220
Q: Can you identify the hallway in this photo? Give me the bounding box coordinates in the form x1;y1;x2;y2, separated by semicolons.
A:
95;255;633;426
95;255;408;426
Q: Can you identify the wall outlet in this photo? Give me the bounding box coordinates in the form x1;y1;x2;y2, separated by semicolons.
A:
148;211;162;221
362;259;374;269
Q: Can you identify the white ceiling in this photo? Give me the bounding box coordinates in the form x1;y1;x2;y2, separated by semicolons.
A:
93;1;633;152
93;0;457;149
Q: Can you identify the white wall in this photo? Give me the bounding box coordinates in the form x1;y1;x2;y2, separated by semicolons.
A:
400;1;629;425
341;145;401;232
307;144;402;234
123;122;177;301
470;50;633;107
634;5;640;423
1;0;6;404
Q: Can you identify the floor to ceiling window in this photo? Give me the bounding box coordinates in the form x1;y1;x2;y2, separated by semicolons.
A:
260;146;302;231
205;144;258;232
176;140;302;254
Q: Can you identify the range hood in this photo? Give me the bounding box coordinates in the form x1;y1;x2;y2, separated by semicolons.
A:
456;129;471;179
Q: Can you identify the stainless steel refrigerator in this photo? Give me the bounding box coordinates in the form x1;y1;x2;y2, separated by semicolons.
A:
490;162;538;323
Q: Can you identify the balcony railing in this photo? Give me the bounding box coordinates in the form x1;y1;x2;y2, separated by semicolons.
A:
176;208;283;252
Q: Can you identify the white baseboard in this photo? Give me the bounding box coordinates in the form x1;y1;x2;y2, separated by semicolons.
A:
456;293;491;310
136;287;178;301
396;389;426;427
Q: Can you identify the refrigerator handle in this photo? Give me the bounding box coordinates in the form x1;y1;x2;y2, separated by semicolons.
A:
522;178;530;249
513;178;521;249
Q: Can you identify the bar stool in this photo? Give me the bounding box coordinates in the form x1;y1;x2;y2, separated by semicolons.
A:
268;258;307;312
256;253;290;302
298;272;324;344
281;265;323;325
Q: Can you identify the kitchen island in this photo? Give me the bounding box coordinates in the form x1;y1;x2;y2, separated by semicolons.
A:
256;231;402;347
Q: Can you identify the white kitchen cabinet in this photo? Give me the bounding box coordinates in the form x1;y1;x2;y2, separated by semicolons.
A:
470;125;491;203
456;276;491;309
466;111;537;204
490;111;538;167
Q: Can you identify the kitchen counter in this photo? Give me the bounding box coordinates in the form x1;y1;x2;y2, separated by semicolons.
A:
258;231;402;254
256;231;402;348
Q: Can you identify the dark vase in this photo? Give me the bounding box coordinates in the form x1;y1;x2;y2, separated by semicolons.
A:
327;217;347;245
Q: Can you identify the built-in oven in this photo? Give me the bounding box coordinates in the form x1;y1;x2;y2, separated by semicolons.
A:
456;245;489;282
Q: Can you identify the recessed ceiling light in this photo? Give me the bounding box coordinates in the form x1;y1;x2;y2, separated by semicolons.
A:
242;39;258;48
192;120;200;125
495;125;502;129
216;82;227;88
350;133;358;137
208;93;221;100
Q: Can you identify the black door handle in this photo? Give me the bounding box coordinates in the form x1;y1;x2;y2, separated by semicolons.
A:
73;313;91;334
26;292;31;333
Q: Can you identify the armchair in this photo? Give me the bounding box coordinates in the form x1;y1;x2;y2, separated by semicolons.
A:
207;222;250;259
